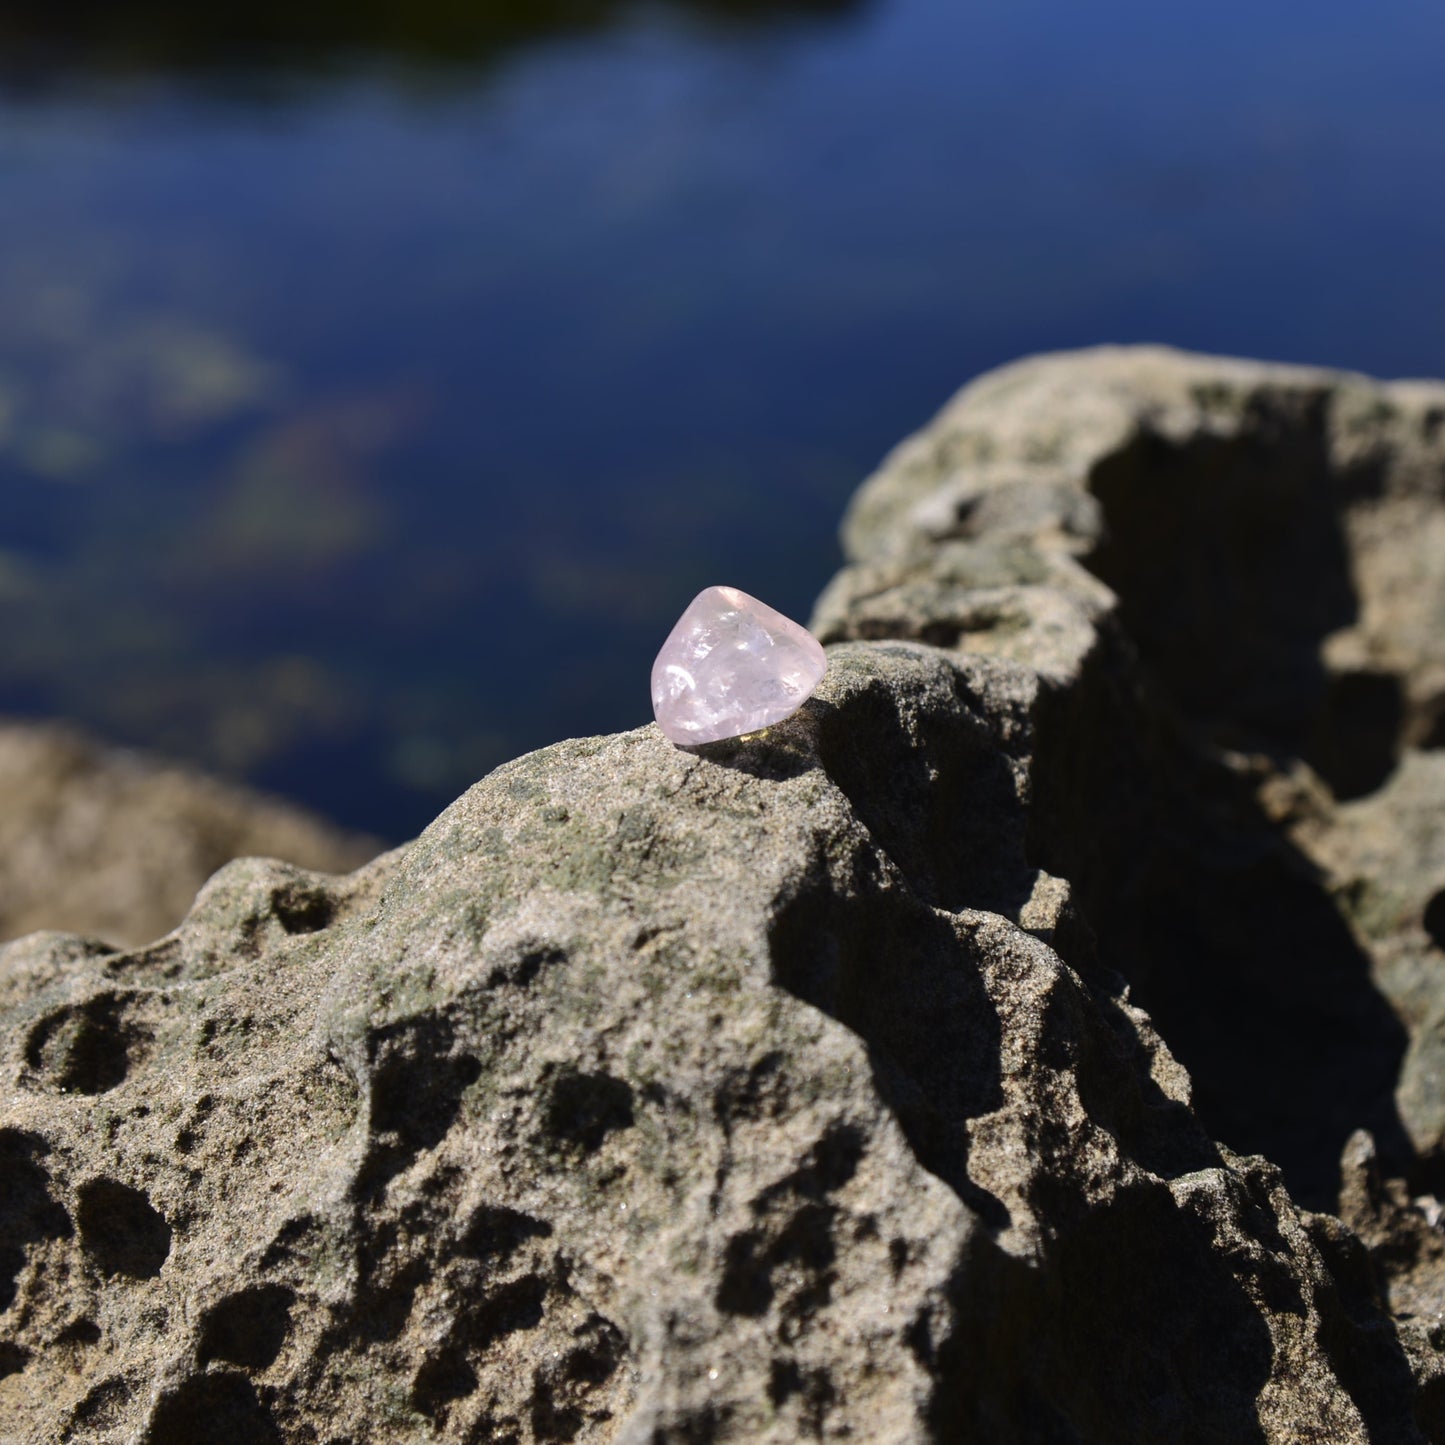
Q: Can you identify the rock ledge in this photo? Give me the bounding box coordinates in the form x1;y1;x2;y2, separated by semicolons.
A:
4;346;1445;1442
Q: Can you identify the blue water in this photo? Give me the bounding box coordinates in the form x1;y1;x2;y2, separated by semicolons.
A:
2;0;1443;837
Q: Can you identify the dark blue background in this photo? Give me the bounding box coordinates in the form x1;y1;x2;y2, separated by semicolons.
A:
1;0;1441;836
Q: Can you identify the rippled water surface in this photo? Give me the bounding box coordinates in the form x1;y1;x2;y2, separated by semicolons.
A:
2;0;1443;835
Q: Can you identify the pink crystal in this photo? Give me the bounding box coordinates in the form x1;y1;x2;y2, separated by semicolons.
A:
651;586;829;746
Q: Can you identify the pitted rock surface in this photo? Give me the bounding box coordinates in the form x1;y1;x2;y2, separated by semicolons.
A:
5;345;1445;1442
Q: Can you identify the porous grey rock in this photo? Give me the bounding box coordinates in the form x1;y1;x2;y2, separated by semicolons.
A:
3;345;1445;1442
820;344;1445;1432
821;345;1445;1178
0;720;379;948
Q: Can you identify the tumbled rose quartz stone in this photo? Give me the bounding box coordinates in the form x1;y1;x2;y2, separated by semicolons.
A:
651;585;829;745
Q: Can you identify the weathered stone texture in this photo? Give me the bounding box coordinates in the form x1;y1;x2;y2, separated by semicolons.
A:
4;345;1445;1442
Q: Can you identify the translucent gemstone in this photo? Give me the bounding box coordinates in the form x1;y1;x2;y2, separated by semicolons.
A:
651;585;828;746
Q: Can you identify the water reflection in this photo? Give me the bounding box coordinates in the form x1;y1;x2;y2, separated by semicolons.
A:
1;0;1443;837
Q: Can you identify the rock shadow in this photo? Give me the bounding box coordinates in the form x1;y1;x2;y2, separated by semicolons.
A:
767;845;1008;1228
1087;411;1386;794
144;1371;280;1445
76;1177;172;1279
812;663;1035;920
771;650;1234;1221
24;991;153;1095
0;1129;72;1312
935;1181;1277;1444
679;714;823;782
359;1013;482;1191
1051;415;1416;1209
197;1284;296;1369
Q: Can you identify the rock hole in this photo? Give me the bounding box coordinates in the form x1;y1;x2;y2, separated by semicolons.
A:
460;1272;548;1352
269;881;335;935
410;1273;551;1420
716;1230;772;1317
143;1371;281;1445
529;1389;584;1443
69;1376;133;1430
357;1258;429;1344
24;993;150;1095
76;1178;171;1279
488;945;566;989
765;1359;835;1433
1425;889;1445;951
716;1201;838;1322
889;1238;909;1277
197;1284;295;1370
529;1313;627;1443
560;1317;626;1387
0;1341;29;1379
806;1122;865;1193
412;1349;478;1422
0;1129;72;1312
541;1069;635;1157
1306;668;1403;800
768;1358;803;1407
714;1052;790;1126
1421;704;1445;752
258;1213;320;1273
57;1316;102;1347
656;1402;727;1442
362;1017;482;1187
460;1203;552;1261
